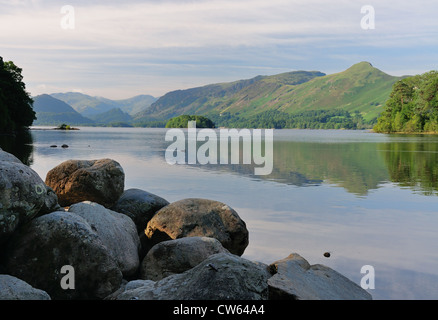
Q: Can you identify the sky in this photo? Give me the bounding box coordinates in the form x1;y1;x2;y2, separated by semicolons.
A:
1;0;437;100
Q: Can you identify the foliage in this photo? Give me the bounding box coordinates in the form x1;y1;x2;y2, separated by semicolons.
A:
208;109;371;129
165;115;215;128
374;71;438;133
0;57;35;132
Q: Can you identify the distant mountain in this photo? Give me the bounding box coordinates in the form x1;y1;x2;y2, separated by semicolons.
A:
88;108;133;124
134;62;402;125
134;70;324;122
32;94;94;126
50;92;157;117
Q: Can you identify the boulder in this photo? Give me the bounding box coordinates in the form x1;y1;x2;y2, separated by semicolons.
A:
68;201;140;277
117;252;269;300
267;253;372;300
0;148;22;163
0;156;59;244
0;274;51;300
45;159;125;208
145;198;249;256
111;188;169;234
141;237;229;281
3;211;123;300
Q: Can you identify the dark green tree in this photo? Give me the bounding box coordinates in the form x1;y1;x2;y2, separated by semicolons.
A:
0;57;35;133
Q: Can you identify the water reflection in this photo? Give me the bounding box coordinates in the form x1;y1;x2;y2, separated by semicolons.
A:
0;130;34;165
1;128;438;197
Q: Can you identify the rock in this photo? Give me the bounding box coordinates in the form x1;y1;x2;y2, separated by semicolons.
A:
141;237;229;281
50;145;57;148
267;253;372;300
45;159;125;208
68;201;140;277
111;188;169;234
3;211;123;300
145;198;249;256
0;274;51;300
117;252;269;300
61;144;69;148
0;157;59;244
0;149;22;163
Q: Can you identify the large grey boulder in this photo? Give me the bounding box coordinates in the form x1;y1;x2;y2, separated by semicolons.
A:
68;201;140;277
3;211;123;300
145;198;249;256
117;252;269;300
111;188;169;234
0;155;59;244
45;159;125;208
0;274;51;300
267;253;373;300
0;148;22;163
141;237;229;281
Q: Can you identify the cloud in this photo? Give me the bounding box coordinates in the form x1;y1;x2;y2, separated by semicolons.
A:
1;0;437;98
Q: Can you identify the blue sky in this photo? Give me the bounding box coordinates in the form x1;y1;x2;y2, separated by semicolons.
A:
1;0;437;99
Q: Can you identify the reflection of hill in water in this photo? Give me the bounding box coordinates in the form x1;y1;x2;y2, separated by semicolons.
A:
2;128;438;197
195;140;390;196
380;138;438;196
191;138;438;197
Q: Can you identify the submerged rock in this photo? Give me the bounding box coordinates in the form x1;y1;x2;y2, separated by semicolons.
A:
117;252;269;300
267;253;372;300
45;159;125;208
145;198;249;256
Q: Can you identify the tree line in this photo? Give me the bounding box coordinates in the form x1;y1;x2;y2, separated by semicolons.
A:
374;71;438;133
209;109;371;129
0;57;35;133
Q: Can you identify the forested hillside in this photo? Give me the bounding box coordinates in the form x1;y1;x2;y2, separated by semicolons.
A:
0;57;35;133
374;71;438;133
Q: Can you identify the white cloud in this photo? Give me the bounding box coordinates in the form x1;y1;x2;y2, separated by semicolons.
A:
1;0;437;98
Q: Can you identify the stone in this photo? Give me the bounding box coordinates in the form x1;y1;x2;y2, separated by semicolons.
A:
141;236;229;281
0;148;22;164
68;201;140;277
3;211;123;300
111;188;169;234
0;157;59;244
0;274;51;300
145;198;249;256
45;159;125;208
267;253;373;300
117;252;269;300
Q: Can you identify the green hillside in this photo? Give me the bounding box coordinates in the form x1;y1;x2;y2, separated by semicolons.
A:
88;108;133;125
32;94;95;126
134;62;402;127
51;92;157;116
134;71;324;122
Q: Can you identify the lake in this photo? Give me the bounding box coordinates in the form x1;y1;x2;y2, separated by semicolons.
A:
1;127;438;300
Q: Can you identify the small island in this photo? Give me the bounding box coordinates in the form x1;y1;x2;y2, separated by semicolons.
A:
54;123;79;131
165;115;215;129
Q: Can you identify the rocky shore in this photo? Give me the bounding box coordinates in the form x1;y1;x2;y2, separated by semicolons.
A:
0;147;372;300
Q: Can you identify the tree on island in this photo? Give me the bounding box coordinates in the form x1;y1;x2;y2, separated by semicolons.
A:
165;115;215;128
0;57;35;133
374;70;438;133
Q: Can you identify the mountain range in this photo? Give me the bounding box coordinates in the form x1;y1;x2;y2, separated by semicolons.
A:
32;62;404;127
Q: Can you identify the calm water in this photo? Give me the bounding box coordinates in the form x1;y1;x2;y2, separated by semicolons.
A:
2;127;438;300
